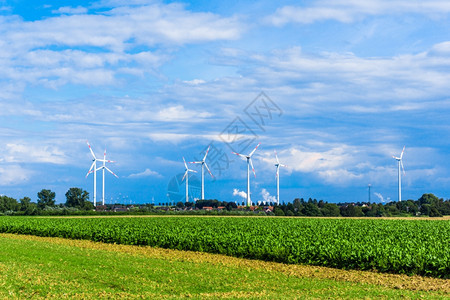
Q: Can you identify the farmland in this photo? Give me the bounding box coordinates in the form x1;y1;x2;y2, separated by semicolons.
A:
0;233;449;299
0;216;448;278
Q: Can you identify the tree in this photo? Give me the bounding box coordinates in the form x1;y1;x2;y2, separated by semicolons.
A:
176;201;185;209
65;187;91;210
274;207;285;216
418;193;439;206
340;204;363;217
321;203;340;217
19;197;31;211
37;189;56;209
226;202;237;211
429;207;443;217
19;197;37;215
0;195;19;213
301;202;322;216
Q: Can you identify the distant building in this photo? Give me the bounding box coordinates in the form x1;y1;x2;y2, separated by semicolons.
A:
95;205;107;212
113;205;128;212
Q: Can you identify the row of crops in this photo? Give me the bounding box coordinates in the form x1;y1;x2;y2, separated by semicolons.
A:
0;216;448;278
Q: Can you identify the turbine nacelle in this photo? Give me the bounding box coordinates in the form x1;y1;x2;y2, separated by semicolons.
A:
189;145;214;178
232;142;260;178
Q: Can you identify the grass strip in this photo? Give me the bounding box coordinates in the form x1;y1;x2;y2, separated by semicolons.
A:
0;233;448;299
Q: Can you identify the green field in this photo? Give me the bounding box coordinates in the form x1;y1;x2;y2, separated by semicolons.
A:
0;216;448;278
0;233;448;299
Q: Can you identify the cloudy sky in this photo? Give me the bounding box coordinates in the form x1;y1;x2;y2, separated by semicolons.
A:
1;0;450;205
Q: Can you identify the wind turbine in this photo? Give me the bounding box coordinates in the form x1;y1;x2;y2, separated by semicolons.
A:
190;146;213;200
97;148;118;206
392;146;405;202
232;143;261;207
86;140;99;206
274;150;287;205
182;157;197;203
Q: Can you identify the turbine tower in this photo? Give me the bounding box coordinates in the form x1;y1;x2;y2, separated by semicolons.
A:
232;143;261;207
392;146;405;202
274;150;287;205
190;146;214;200
97;148;118;206
182;157;196;202
86;140;99;206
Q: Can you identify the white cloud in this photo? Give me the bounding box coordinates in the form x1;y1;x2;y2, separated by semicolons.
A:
0;165;33;186
3;143;67;165
317;169;363;185
211;44;450;112
0;2;245;87
156;105;212;122
259;145;376;186
52;6;88;15
232;188;247;199
183;79;206;85
128;168;162;178
267;1;450;26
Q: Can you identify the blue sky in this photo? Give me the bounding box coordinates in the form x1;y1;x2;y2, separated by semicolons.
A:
1;0;450;205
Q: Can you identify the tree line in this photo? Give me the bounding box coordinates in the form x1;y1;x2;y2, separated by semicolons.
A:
0;187;92;215
272;193;450;217
0;189;449;217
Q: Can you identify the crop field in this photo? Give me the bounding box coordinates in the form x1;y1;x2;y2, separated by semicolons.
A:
0;233;449;299
0;216;448;279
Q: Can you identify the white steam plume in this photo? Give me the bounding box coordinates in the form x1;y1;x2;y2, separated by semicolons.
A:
233;188;247;199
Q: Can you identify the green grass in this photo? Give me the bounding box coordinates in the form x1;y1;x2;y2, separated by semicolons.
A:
0;234;448;299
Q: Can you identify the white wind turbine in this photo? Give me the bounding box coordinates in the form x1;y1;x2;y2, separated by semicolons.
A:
232;143;261;207
182;157;197;203
190;146;213;200
86;140;99;206
392;146;405;202
97;148;118;206
274;150;287;205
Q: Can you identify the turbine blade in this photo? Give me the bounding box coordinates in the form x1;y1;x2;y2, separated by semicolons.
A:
249;142;261;157
183;157;188;169
86;161;96;177
401;160;405;175
275;150;280;164
189;161;202;164
204;162;214;178
105;166;119;178
182;170;188;181
249;158;256;178
188;169;197;173
86;140;96;159
400;146;405;159
202;145;211;162
232;152;247;159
